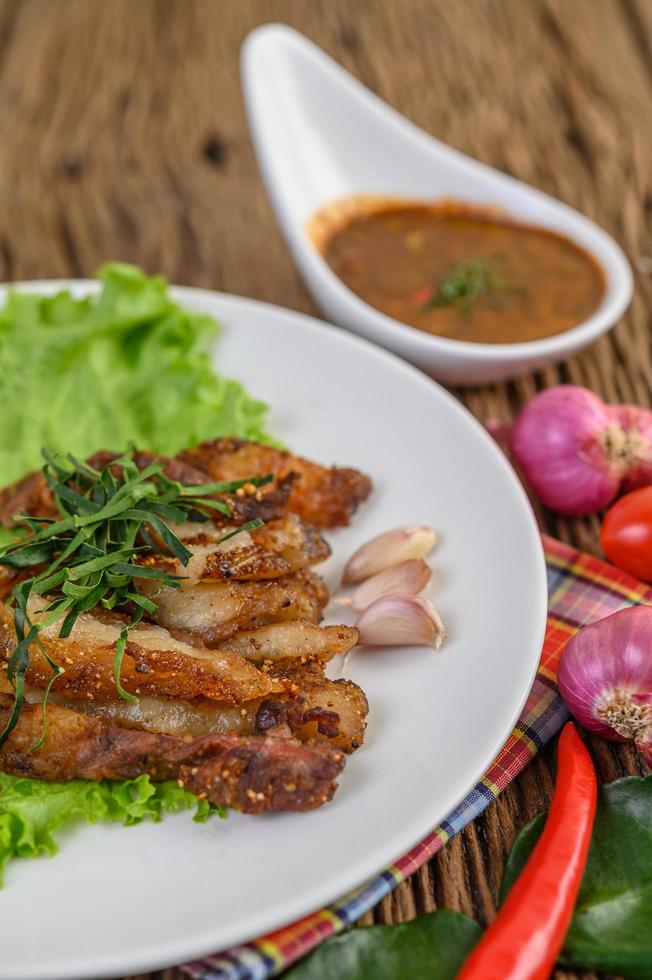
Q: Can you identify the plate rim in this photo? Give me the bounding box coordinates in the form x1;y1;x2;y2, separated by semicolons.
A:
0;280;548;980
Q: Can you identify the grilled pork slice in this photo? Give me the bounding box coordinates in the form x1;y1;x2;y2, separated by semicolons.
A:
143;513;330;584
88;450;300;528
39;658;368;753
261;661;368;752
0;469;53;527
38;692;259;738
0;567;19;603
0;696;344;813
0;450;295;530
222;622;359;662
143;570;328;647
0;597;282;704
178;438;372;528
179;741;343;814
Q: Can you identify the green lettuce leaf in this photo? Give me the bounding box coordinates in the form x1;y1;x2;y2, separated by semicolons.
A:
501;775;652;979
0;262;271;490
0;770;225;884
284;909;482;980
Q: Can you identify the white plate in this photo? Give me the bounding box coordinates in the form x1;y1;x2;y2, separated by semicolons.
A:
0;283;547;980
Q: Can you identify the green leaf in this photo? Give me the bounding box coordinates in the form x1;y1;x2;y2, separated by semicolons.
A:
113;610;144;704
0;541;54;567
218;517;264;542
0;262;274;490
177;474;274;495
27;647;64;752
120;509;193;563
501;775;652;980
284;909;482;980
0;771;226;885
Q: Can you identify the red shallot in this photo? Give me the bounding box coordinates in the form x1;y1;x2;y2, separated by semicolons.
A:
611;404;652;489
491;386;652;516
557;605;652;765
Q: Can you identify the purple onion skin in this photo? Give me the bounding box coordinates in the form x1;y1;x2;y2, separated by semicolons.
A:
558;606;652;763
510;386;621;516
614;404;652;490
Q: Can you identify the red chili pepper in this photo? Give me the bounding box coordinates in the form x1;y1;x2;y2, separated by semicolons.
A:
410;284;435;306
457;723;597;980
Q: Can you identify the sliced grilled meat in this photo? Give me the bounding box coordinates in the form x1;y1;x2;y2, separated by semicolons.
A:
0;695;345;813
141;513;330;584
0;597;282;704
143;570;328;647
221;622;358;662
178;438;372;528
0;450;295;530
32;654;368;753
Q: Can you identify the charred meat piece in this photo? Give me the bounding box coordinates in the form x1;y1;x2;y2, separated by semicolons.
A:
142;514;330;584
88;450;300;527
179;735;344;814
178;438;372;528
0;450;295;530
35;655;368;753
88;449;223;489
0;469;54;527
221;622;359;663
0;597;282;704
38;691;260;738
0;695;344;813
260;660;368;753
142;570;328;647
0;567;20;603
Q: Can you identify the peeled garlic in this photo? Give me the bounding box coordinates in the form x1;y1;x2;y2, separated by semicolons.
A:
356;594;446;650
342;525;437;585
335;559;432;612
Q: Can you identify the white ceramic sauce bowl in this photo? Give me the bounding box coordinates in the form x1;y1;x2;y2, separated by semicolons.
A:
242;24;633;385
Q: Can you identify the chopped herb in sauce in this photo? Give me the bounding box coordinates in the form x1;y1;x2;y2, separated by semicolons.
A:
423;257;511;316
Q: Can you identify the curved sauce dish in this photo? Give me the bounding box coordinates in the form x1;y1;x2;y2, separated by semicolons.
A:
241;24;632;385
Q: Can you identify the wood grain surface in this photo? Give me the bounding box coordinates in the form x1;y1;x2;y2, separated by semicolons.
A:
0;1;648;977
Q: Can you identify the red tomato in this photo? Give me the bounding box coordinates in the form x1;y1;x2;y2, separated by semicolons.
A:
601;486;652;582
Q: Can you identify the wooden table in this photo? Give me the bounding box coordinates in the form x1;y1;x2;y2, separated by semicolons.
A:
1;1;649;977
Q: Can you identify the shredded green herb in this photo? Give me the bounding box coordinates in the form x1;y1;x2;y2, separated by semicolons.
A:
424;257;511;316
0;448;271;748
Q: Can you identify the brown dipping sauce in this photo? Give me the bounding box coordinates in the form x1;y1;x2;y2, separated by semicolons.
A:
319;200;605;344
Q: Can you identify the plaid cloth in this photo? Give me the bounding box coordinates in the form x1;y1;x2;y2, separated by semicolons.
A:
182;535;652;980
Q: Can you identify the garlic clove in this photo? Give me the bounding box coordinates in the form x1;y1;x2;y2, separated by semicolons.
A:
356;594;446;650
342;525;437;584
334;559;432;612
